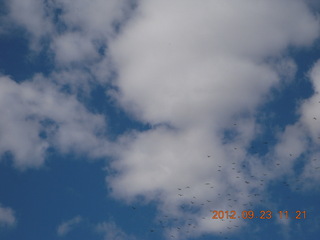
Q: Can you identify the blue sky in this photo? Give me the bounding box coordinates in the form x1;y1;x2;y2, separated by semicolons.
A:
0;0;320;239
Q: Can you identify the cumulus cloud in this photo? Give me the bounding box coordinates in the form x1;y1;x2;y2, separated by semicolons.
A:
291;60;320;188
8;0;54;50
7;0;132;94
258;59;320;191
53;0;129;37
8;0;130;65
0;204;16;227
0;74;109;169
51;32;99;65
107;0;320;237
57;215;82;237
2;0;320;238
1;0;132;168
110;0;317;126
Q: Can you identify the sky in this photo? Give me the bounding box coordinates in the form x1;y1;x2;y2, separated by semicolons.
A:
0;0;320;239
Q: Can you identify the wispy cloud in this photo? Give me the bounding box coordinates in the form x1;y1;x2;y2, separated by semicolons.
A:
0;204;16;227
95;221;136;240
57;215;82;237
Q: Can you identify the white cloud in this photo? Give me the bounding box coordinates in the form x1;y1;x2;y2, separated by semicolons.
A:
291;60;320;188
95;221;136;240
0;74;109;169
51;32;99;65
8;0;130;66
0;204;16;227
3;0;320;237
57;215;82;237
110;0;317;127
54;0;129;38
107;0;320;237
2;0;129;168
8;0;54;50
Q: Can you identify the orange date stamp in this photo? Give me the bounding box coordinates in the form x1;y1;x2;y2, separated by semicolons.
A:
211;210;306;220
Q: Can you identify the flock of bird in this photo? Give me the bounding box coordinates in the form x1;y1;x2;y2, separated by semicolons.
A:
127;136;320;239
